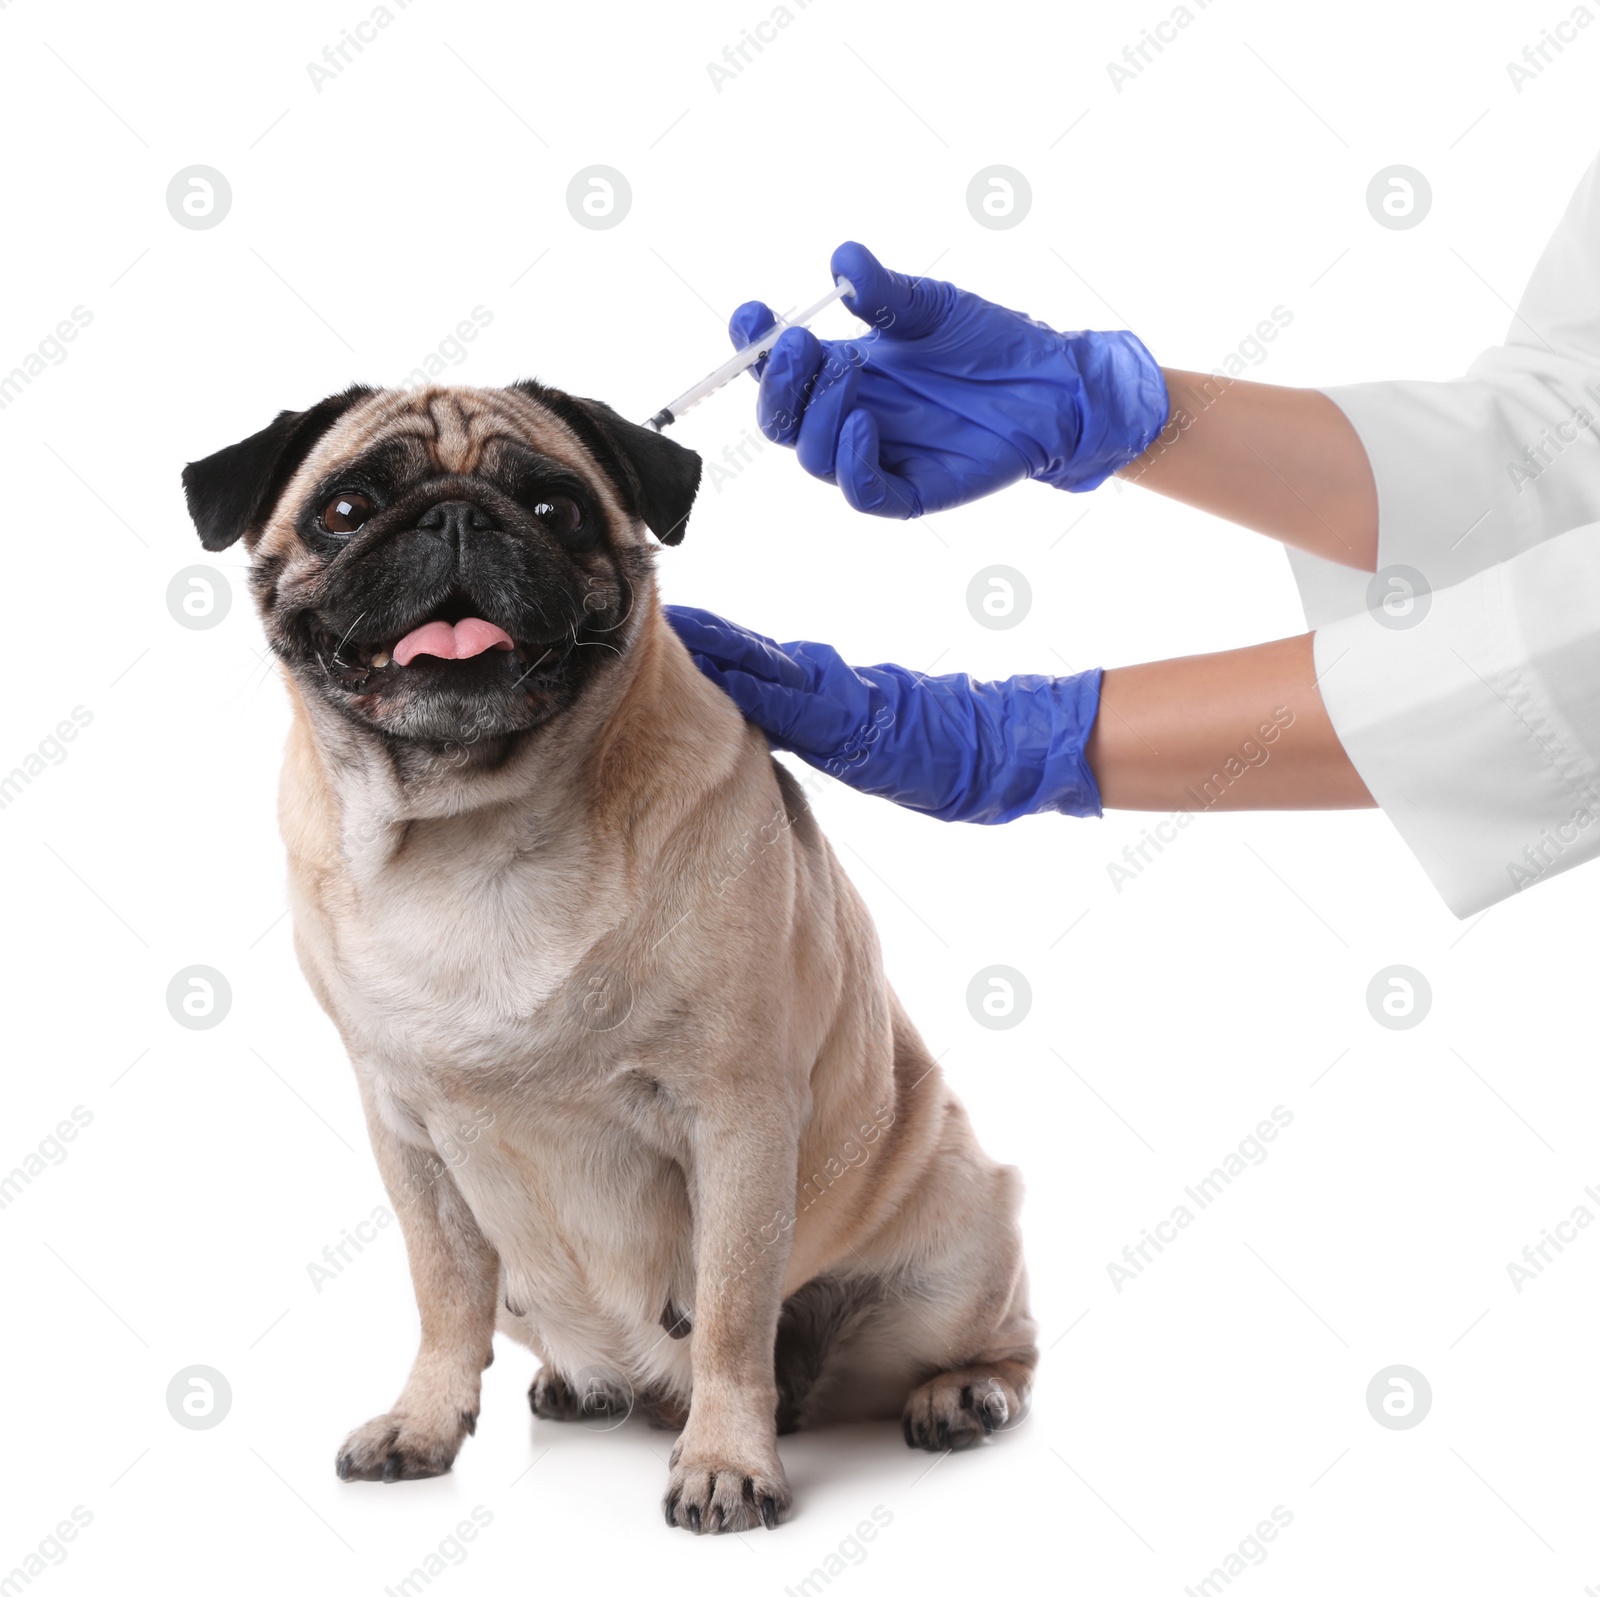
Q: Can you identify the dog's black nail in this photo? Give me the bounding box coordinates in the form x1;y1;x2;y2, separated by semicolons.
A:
336;1454;353;1480
382;1453;402;1483
664;1492;679;1529
686;1503;701;1533
707;1506;723;1534
760;1494;779;1530
902;1416;915;1448
483;1348;494;1369
461;1410;477;1436
936;1420;950;1450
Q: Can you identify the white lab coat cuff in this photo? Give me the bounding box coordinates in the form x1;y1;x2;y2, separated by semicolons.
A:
1309;525;1600;916
1294;367;1600;634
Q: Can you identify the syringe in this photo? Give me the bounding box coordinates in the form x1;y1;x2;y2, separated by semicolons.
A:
642;276;855;432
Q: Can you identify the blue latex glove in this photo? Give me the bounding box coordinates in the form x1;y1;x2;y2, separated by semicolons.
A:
667;606;1103;823
729;241;1169;518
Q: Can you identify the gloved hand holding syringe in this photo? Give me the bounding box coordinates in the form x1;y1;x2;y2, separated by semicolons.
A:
642;276;855;432
640;240;1170;518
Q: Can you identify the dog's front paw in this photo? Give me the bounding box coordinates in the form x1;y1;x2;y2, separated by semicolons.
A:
663;1440;791;1533
335;1408;474;1482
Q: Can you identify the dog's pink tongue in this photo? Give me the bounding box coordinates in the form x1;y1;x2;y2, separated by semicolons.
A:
393;618;515;666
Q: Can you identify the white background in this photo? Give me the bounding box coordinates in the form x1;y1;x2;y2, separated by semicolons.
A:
2;0;1598;1592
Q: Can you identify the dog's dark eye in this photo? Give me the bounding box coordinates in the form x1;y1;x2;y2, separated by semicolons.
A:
321;492;373;536
532;496;583;537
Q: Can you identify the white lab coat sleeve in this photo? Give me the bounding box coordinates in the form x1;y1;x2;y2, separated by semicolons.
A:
1283;155;1600;914
1312;524;1600;917
1286;151;1600;631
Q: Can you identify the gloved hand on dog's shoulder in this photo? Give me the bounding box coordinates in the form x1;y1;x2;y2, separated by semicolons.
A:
728;241;1169;518
667;606;1103;823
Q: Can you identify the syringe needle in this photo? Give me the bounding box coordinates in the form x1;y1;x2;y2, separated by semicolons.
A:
643;276;855;432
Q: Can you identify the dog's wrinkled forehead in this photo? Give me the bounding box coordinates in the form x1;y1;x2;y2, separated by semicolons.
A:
262;386;632;559
183;380;700;556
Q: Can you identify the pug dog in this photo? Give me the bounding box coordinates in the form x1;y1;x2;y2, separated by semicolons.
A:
182;381;1037;1533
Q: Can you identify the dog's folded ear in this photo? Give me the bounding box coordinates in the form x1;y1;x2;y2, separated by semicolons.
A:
516;382;701;546
182;385;374;551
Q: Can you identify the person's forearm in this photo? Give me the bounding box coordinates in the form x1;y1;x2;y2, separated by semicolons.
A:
1085;633;1375;811
1116;370;1379;572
